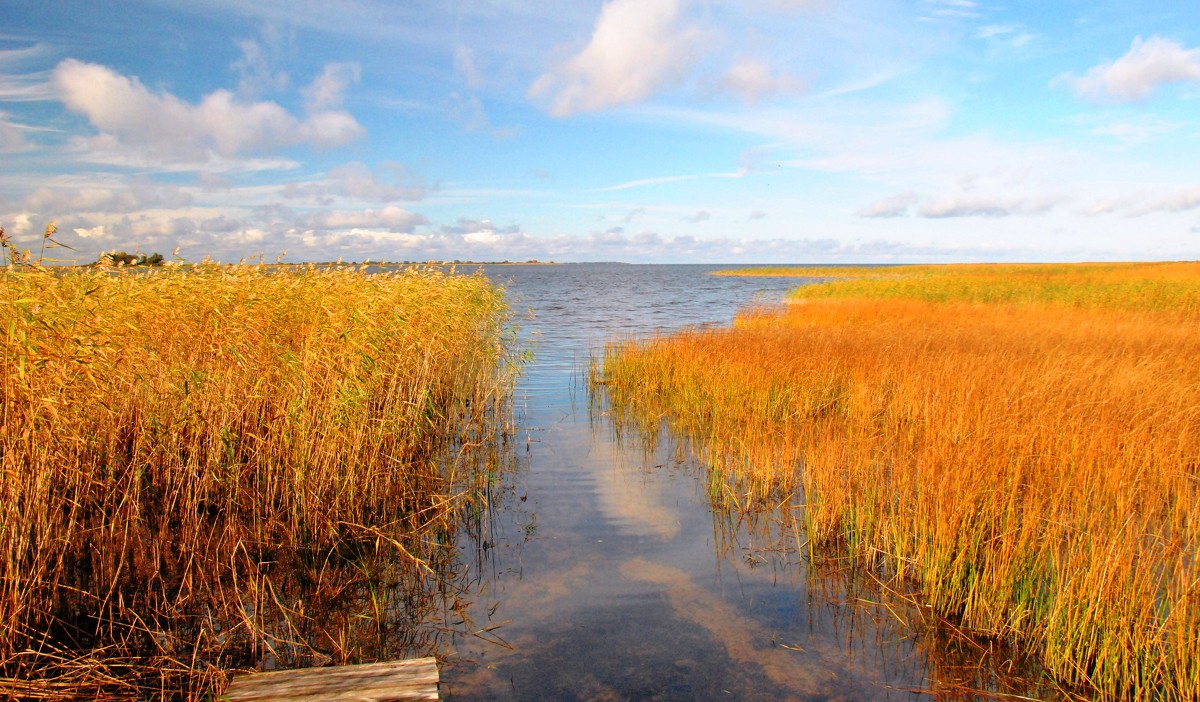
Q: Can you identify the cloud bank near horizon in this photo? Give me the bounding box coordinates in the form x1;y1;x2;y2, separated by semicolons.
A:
1;1;1198;264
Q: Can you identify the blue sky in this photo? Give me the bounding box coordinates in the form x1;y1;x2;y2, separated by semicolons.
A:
1;0;1198;263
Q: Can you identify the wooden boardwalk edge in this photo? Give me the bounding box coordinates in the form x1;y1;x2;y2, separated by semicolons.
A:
223;657;439;702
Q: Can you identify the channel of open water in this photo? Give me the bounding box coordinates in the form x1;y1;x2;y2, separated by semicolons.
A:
436;263;1061;701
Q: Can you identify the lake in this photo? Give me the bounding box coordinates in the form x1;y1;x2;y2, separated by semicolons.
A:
437;263;1061;701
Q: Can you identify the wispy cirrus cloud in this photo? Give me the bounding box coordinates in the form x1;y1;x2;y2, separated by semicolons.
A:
598;170;744;192
0;43;56;102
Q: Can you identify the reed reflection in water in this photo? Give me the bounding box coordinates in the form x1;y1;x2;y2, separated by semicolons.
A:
442;264;1081;700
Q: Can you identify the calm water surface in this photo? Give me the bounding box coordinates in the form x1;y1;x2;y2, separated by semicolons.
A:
436;264;1045;701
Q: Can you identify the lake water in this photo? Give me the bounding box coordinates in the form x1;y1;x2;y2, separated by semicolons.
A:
437;264;1061;701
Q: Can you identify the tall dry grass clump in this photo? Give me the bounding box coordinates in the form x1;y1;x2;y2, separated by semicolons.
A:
597;262;1200;700
1;262;519;698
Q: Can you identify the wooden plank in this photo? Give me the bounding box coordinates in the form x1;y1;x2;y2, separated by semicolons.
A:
223;657;439;702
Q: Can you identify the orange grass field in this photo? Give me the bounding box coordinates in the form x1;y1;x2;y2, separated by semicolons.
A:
0;262;519;698
597;262;1200;700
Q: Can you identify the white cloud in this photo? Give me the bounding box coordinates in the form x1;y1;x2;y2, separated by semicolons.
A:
599;170;743;192
448;92;520;138
440;218;520;237
72;225;107;239
1064;36;1200;102
858;192;918;218
232;37;289;97
1084;187;1200;217
24;181;192;214
924;0;980;19
305;206;427;231
917;194;1063;218
0;43;56;102
52;59;364;164
1134;187;1200;215
455;46;484;89
529;0;708;116
464;229;502;245
302;62;361;111
283;161;430;203
0;114;34;152
711;58;804;104
1085;116;1181;145
976;24;1034;50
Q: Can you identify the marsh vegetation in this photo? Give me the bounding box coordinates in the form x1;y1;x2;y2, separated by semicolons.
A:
0;263;520;698
597;262;1200;700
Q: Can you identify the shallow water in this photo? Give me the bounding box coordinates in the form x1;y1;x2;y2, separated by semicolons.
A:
437;264;1064;701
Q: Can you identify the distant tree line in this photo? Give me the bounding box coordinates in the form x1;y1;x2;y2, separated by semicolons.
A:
96;251;165;267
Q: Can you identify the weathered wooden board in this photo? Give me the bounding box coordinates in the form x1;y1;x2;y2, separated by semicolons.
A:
223;657;439;702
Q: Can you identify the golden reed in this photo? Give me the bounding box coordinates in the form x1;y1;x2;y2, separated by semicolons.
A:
1;263;519;698
599;262;1200;700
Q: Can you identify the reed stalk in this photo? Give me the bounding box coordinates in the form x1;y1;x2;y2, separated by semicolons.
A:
597;262;1200;699
1;263;520;698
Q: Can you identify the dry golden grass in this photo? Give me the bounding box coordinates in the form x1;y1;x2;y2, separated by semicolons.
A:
1;263;519;698
598;262;1200;699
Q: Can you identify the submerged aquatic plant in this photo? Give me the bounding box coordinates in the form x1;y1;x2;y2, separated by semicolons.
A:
0;262;521;698
597;262;1200;700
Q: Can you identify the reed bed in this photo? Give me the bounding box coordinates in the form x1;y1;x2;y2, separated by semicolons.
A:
1;262;520;698
597;262;1200;699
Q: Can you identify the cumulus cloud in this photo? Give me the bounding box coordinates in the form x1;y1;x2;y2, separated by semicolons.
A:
52;59;364;164
529;0;708;116
72;225;107;239
23;181;192;214
1064;36;1200;102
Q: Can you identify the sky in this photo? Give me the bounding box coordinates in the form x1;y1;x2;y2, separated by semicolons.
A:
1;0;1199;264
